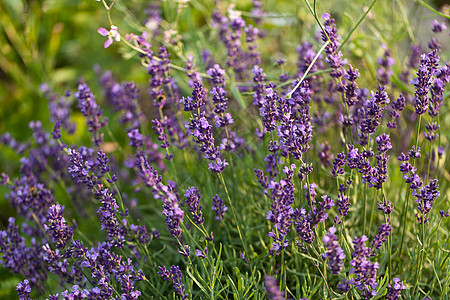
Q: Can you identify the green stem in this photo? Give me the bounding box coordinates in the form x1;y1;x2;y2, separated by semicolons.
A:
303;0;331;43
286;41;329;99
368;188;376;237
218;173;246;253
398;187;411;258
416;0;450;19
363;183;367;236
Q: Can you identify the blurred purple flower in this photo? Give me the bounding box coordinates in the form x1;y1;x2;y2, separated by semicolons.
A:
264;275;285;300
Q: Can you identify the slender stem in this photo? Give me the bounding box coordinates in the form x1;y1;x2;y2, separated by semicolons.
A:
368;188;377;237
303;0;331;43
414;115;422;151
363;183;367;236
218;173;246;252
416;0;450;19
286;41;329;99
143;277;165;298
398;187;411;258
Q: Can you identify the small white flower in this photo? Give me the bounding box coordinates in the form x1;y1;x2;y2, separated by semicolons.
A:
97;25;120;48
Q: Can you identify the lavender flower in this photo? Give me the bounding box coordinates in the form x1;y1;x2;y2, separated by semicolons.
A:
130;224;150;244
387;94;406;128
359;85;390;137
6;179;55;225
245;24;262;65
16;279;32;300
161;185;184;238
0;172;9;185
0;218;47;286
429;62;449;117
180;81;206;111
195;247;207;259
412;50;439;116
371;221;392;253
415;179;440;224
43;87;76;134
44;204;73;249
127;129;144;148
349;235;379;297
432;20;447;33
186;111;228;173
260;83;280;132
212;194;227;221
240;252;248;263
337;184;350;220
266;165;296;252
0;132;29;154
376;44;395;85
184;187;204;225
332;152;346;177
322;227;345;274
293;208;314;244
158;265;187;300
377;199;393;214
68;149;122;237
74;83;108;146
386;278;406;300
312;195;335;225
207;64;228;112
264;275;285;300
178;245;190;257
185;54;202;86
371;134;392;190
52;120;62;140
424;122;439;142
341;64;360;106
252;65;266;109
321;13;344;78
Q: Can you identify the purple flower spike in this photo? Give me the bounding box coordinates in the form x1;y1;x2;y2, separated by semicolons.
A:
412;50;439;116
74;83;108;146
321;13;344;78
322;227;345;274
44;204;73;249
212;194;227;221
371;221;392;253
158;265;188;300
184;187;204;225
162;192;184;238
16;279;32;300
180;81;206;111
349;235;379;298
386;278;406;300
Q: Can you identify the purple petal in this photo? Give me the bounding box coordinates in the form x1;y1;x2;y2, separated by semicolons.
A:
97;27;109;36
104;38;113;48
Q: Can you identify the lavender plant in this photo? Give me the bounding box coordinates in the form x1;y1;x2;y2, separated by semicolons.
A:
0;0;449;299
